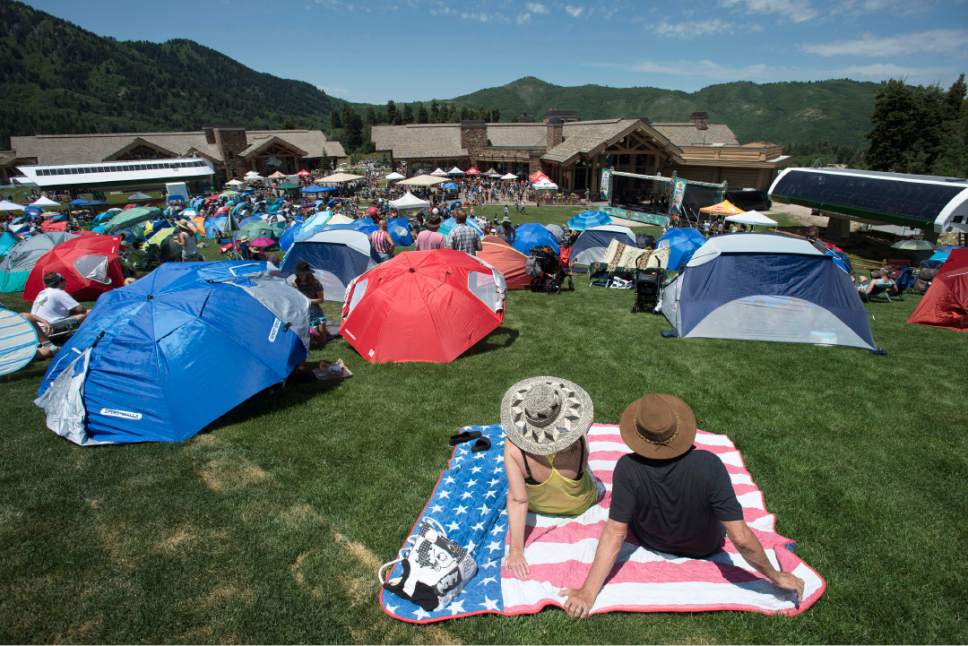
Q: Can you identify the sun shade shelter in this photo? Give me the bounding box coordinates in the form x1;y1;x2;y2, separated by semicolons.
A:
699;200;743;216
769;167;968;235
35;261;310;445
0;200;25;212
512;223;560;256
479;237;530;289
907;249;968;331
387;217;414;246
340;250;506;363
398;174;448;188
0;232;77;292
430;168;448;177
0;307;38;376
501;173;518;180
662;233;877;350
725;210;778;227
385;171;405;181
567;210;613;231
23;234;125;302
316;173;364;184
532;178;559;190
103;206;161;234
279;228;375;303
438;216;483;238
389;192;430;211
570;225;637;268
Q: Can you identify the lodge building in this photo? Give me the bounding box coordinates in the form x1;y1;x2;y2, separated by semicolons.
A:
371;112;789;193
1;127;347;185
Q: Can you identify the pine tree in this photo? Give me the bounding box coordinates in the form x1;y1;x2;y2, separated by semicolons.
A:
365;106;377;126
944;73;966;120
416;102;429;123
346;110;364;149
402;103;414;124
330;110;342;130
866;80;922;172
430;100;440;123
386;100;398;125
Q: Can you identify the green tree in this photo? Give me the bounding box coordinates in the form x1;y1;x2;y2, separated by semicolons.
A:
346;110;364;150
944;73;966;119
386;100;398;125
416;102;429;124
401;103;414;124
867;80;924;172
430;100;440;123
365;106;377;126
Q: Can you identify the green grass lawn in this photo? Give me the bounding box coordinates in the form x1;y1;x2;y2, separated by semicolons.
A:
1;210;966;643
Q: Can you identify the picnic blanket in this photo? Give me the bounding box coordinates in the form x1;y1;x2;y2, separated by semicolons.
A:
380;423;825;623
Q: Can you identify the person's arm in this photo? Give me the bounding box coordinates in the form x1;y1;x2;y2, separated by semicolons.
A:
475;234;482;251
723;520;804;600
504;443;530;578
561;519;627;617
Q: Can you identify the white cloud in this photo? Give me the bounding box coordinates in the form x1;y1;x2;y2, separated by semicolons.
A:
652;18;734;38
526;2;549;14
720;0;818;23
565;5;584;17
516;12;531;24
802;29;968;57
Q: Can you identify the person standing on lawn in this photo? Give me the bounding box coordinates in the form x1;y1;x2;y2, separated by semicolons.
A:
415;212;446;251
447;210;481;256
370;218;395;263
561;393;805;618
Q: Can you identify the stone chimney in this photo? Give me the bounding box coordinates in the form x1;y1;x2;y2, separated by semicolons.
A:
213;127;249;176
546;117;564;149
203;127;217;144
460;120;487;156
690;111;709;131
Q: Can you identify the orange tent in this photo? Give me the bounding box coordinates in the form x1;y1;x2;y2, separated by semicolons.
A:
699;200;743;216
480;238;530;290
907;249;968;331
192;216;208;238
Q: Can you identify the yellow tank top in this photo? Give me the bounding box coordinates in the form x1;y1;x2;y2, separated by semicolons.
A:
524;446;599;516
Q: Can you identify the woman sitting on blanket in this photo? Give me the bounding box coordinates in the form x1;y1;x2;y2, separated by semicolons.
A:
501;376;602;579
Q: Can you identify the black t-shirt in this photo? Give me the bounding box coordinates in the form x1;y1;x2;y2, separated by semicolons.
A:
609;447;743;558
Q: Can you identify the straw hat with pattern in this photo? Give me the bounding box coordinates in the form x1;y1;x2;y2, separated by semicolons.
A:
619;393;697;460
501;376;593;455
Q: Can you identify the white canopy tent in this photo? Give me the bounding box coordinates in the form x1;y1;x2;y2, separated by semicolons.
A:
0;200;25;212
725;210;778;227
385;171;406;181
447;166;465;176
316;172;365;184
224;179;244;188
269;171;287;180
398;174;448;188
501;173;518;181
30;196;60;208
430;168;448;177
327;214;354;225
389;191;431;211
532;178;559;190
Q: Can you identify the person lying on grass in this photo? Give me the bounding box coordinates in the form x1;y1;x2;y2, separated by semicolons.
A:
502;377;602;579
560;393;805;618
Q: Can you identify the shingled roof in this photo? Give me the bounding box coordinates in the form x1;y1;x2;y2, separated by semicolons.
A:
371;124;467;159
651;123;739;146
9;129;344;166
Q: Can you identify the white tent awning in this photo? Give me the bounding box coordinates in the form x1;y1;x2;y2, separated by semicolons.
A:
398;174;448;187
30;196;60;208
385;172;406;181
501;173;518;180
316;173;365;184
0;200;25;211
430;168;448;177
725;211;779;227
389;191;431;210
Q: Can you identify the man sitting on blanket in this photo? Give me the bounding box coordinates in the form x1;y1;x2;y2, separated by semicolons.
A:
561;393;805;618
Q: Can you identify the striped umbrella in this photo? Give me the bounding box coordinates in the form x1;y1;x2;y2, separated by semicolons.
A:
567;210;612;231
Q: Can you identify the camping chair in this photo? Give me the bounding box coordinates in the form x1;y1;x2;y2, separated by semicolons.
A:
631;268;665;313
862;280;897;302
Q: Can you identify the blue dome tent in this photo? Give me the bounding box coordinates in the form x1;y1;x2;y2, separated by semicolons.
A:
512;223;560;256
350;219;378;236
279;229;375;302
661;234;877;351
35;262;310;445
278;217;306;252
569;224;636;268
438;217;483;238
657;227;707;271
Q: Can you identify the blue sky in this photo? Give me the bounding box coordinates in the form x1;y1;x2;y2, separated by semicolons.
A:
23;0;968;103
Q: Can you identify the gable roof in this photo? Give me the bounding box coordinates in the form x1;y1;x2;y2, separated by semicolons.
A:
10;129;344;166
371;124;467;159
651;122;739;147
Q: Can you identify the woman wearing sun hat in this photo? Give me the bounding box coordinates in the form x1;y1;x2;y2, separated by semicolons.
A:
501;376;601;579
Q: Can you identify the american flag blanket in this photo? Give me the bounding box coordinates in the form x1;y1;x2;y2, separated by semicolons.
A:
380;423;826;623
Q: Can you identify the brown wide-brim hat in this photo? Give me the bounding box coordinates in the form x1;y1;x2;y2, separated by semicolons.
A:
619;393;697;460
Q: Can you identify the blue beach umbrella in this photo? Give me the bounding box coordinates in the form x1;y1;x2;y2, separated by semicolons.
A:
387;216;414;246
438;217;483;237
657;227;706;271
567;210;613;231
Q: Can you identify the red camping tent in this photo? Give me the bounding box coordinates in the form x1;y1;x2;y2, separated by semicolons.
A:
479;238;530;290
907;249;968;331
340;250;505;363
466;166;481;175
23;234;125;302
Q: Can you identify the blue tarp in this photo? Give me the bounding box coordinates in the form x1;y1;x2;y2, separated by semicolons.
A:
68;199;106;208
205;215;229;238
442;182;459;190
928;245;963;265
0;232;18;258
658;228;706;271
302;185;337;194
36;261;309;445
438;217;483;238
387;216;413;246
350;219;378;236
512;223;560;256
